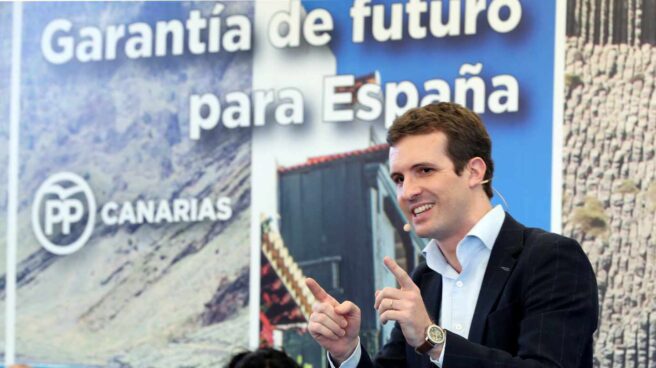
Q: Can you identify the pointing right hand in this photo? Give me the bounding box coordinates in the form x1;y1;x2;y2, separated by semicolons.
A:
305;278;361;364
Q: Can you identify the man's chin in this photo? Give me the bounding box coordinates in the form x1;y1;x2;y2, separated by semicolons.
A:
412;222;443;239
412;225;432;238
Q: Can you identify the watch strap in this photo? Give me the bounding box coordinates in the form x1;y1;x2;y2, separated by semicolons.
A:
414;324;445;355
415;340;435;354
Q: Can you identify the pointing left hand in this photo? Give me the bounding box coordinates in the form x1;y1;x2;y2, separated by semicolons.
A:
374;256;434;348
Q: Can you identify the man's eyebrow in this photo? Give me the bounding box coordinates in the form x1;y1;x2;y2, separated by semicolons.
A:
389;162;436;178
410;162;436;170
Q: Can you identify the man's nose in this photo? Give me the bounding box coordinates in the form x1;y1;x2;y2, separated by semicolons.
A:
400;177;421;201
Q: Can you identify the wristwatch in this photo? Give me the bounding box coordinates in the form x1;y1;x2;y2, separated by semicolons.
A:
415;324;446;355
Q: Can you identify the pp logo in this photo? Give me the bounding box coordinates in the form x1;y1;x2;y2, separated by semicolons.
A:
31;172;96;255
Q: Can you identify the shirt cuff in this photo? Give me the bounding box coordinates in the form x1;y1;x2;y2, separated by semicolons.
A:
327;338;361;368
429;341;446;367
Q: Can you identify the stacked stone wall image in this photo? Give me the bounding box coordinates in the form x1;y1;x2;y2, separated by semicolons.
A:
563;37;656;367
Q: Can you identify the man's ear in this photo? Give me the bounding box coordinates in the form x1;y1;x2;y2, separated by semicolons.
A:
467;157;487;188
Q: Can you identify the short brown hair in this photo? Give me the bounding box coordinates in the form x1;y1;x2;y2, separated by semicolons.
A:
387;102;494;198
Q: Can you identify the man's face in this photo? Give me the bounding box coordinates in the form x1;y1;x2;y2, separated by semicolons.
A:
389;132;474;241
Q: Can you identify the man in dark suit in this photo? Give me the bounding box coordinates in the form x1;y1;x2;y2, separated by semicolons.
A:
305;102;598;367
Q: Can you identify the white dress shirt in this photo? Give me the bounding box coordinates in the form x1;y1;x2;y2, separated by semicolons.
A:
329;205;505;368
425;205;505;366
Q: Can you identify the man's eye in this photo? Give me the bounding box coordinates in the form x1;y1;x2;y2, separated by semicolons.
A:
420;167;434;174
393;176;403;184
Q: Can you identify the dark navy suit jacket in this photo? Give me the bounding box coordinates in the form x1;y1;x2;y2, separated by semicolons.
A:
357;214;598;368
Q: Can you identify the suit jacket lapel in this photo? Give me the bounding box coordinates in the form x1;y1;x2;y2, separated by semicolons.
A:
420;270;443;324
467;213;524;344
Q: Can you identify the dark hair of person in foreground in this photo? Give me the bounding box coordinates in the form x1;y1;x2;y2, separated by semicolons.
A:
227;347;301;368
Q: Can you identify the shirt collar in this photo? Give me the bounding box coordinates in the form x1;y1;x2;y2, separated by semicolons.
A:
466;204;505;251
422;205;506;275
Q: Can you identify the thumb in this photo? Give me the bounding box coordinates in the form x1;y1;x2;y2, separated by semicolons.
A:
335;300;360;317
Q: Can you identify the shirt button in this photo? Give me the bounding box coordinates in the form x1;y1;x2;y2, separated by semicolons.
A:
456;281;464;288
455;323;463;331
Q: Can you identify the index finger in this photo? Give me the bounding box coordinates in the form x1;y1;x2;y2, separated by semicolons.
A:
305;277;338;306
383;256;415;289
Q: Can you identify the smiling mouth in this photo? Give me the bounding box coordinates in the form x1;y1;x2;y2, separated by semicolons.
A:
412;204;434;216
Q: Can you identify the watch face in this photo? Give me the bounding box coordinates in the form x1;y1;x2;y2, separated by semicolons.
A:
427;325;444;343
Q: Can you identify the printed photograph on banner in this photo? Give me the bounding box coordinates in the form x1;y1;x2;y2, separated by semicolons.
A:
250;1;557;366
1;3;252;366
562;1;656;367
250;6;393;365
